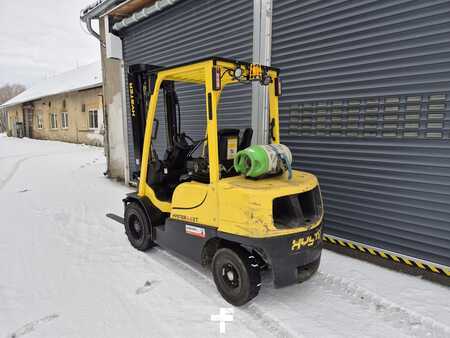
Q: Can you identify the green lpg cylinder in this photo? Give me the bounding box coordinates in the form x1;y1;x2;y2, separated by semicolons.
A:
234;144;293;179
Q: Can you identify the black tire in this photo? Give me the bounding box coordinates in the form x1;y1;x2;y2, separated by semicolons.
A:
212;247;261;306
124;202;155;251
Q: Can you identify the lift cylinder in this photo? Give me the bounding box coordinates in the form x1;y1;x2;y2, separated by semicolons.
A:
234;144;293;178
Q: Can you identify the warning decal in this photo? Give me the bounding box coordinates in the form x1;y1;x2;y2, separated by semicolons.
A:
227;137;238;160
185;224;206;238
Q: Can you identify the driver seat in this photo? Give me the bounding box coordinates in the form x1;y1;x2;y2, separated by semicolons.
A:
188;128;253;183
218;129;240;174
147;134;191;201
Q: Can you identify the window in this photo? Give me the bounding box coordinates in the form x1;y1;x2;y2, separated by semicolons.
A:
36;113;43;129
88;109;98;129
50;112;58;129
81;103;86;112
61;112;69;129
62;99;66;109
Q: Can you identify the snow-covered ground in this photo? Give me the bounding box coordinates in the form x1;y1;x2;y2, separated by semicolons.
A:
1;134;449;338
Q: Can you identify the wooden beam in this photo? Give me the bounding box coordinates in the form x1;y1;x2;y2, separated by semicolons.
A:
109;0;157;18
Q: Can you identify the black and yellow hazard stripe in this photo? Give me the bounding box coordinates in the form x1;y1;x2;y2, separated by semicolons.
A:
323;235;450;277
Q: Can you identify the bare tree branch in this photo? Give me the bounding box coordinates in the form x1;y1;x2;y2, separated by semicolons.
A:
0;84;26;105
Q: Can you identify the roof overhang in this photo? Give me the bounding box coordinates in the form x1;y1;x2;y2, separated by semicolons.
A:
81;0;179;32
0;62;102;110
107;0;157;18
81;0;124;20
81;0;157;20
0;83;102;110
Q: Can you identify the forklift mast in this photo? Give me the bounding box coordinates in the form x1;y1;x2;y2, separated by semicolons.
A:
128;64;179;179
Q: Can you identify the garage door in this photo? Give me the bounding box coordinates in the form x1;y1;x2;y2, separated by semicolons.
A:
272;0;450;266
120;0;253;177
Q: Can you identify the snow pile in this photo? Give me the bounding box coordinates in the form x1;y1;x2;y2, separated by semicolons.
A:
318;272;450;337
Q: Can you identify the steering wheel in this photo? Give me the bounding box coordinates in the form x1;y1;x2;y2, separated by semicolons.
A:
173;133;208;160
173;133;199;150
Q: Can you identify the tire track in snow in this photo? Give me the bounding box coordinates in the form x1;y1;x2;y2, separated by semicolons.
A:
0;153;37;160
316;271;450;337
147;248;450;337
147;248;297;338
0;151;92;191
0;156;31;191
7;314;59;338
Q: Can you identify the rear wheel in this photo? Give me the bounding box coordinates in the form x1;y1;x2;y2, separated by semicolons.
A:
124;202;155;251
212;247;261;306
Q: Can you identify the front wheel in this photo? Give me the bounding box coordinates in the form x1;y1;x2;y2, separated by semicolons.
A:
124;202;155;251
212;247;261;306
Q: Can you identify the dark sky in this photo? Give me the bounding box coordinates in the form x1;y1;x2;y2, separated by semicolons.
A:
0;0;100;87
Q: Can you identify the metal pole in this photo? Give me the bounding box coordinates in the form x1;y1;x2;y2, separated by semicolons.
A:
252;0;273;145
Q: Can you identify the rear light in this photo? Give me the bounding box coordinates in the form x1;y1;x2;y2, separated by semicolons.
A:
233;66;244;80
274;77;282;96
212;66;221;91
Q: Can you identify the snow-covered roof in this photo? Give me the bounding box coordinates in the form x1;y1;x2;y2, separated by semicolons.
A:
0;62;102;109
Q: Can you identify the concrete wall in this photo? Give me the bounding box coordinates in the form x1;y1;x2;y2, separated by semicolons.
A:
5;104;24;137
32;87;104;146
0;109;8;132
5;87;104;146
100;16;128;180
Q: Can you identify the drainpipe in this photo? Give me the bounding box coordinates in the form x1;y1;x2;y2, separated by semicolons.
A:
85;18;102;42
98;93;109;175
80;0;124;44
80;11;104;47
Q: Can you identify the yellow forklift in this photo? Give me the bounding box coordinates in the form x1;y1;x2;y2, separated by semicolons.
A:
123;57;324;306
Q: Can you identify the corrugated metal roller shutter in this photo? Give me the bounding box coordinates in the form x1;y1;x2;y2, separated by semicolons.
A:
272;0;450;266
121;0;253;174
